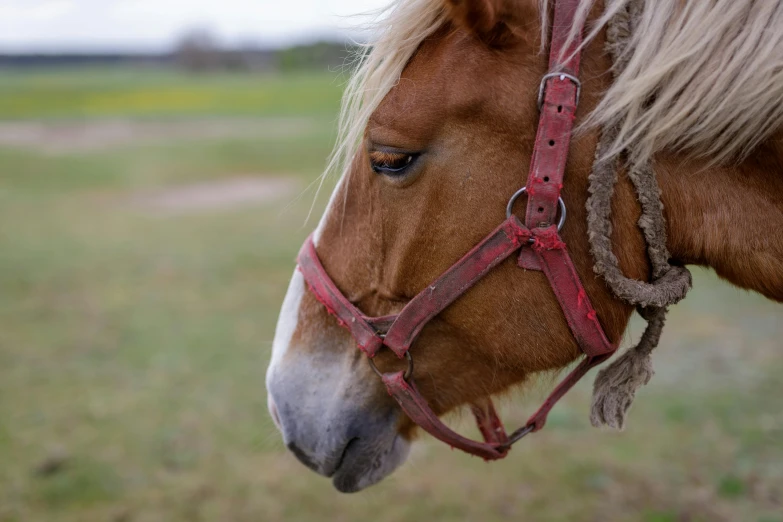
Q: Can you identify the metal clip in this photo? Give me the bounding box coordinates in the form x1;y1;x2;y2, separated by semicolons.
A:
537;72;581;110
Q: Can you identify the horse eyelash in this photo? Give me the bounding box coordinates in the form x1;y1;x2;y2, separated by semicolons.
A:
369;151;416;174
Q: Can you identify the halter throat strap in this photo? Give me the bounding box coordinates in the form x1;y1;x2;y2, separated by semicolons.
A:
296;0;618;461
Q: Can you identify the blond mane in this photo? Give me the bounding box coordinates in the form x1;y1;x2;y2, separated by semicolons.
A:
324;0;783;185
570;0;783;164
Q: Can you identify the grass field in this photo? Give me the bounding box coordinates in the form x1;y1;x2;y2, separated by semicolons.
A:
0;67;781;522
0;68;344;120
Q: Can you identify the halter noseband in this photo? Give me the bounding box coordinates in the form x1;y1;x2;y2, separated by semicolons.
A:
296;0;618;461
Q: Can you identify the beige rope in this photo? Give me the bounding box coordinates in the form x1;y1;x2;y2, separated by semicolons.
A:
587;0;693;429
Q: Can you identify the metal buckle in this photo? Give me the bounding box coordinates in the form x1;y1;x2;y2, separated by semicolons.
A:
368;350;414;382
537;72;581;110
506;186;567;232
496;424;535;451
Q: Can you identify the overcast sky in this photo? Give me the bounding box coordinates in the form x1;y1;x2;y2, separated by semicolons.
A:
0;0;391;53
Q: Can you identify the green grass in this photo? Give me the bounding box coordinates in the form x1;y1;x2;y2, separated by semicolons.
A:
0;66;781;522
0;67;344;119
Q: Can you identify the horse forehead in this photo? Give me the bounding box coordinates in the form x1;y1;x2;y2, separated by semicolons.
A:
370;30;516;133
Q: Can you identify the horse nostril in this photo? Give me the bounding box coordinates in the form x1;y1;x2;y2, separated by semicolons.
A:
287;442;321;472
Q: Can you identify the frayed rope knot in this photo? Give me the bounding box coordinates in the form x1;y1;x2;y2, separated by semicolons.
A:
590;346;654;430
590;303;668;430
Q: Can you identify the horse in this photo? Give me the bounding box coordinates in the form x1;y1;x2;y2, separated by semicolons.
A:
265;0;783;492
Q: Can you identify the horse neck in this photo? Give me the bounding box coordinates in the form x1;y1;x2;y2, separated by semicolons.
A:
569;2;783;305
656;139;783;302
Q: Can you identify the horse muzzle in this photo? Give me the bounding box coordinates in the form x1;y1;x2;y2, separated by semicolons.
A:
265;269;411;492
266;360;410;492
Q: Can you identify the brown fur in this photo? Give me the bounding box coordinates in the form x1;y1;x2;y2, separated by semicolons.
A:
292;0;783;437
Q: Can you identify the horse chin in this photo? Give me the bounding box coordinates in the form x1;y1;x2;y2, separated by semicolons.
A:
331;434;410;493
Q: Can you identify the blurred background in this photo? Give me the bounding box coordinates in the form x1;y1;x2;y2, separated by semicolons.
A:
0;1;780;521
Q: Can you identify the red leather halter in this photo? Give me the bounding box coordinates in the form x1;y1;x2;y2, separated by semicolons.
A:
296;0;617;461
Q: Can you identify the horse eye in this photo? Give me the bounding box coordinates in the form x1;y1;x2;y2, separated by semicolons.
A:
369;151;417;175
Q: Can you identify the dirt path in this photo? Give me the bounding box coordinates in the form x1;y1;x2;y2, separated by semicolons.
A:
134;177;300;214
0;118;314;154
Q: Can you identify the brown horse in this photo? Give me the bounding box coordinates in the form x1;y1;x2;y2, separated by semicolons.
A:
266;0;783;492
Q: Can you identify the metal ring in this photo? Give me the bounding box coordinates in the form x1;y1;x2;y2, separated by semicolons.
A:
505;186;567;232
537;72;582;110
368;351;414;382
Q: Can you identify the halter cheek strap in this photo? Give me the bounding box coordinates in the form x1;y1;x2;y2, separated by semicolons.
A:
295;0;618;460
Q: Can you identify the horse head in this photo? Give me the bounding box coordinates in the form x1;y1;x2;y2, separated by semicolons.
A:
265;0;783;492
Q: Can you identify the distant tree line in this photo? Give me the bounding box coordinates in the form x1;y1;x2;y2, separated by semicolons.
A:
173;30;358;72
0;53;172;68
0;30;359;74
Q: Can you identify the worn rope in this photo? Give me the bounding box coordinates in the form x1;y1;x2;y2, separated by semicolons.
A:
586;0;693;429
